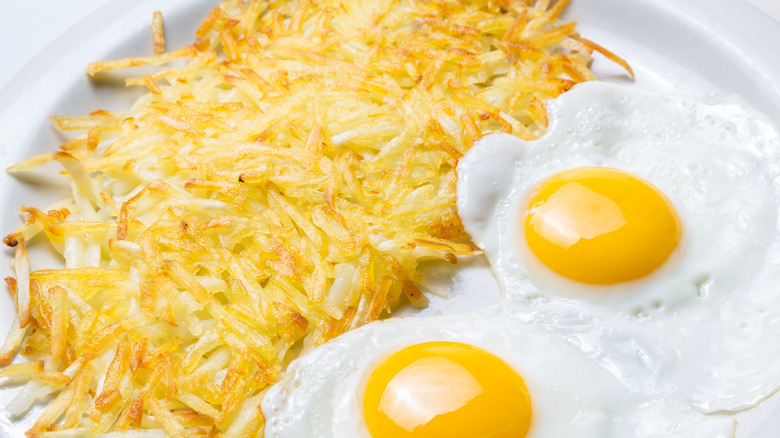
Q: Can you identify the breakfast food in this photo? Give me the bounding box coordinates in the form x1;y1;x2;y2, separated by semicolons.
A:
261;81;780;438
0;0;632;435
458;82;780;417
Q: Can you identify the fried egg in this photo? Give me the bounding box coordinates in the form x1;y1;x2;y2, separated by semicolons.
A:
456;81;780;414
262;307;736;438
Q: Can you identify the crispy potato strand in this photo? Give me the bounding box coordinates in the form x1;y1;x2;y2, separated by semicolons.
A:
152;11;166;55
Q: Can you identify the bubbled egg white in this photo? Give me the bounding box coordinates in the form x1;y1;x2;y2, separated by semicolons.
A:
456;81;780;414
262;307;736;438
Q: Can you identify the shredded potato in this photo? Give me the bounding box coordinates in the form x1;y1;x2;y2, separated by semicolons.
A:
2;0;630;435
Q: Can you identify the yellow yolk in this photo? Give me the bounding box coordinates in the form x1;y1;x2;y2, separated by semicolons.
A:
524;167;682;285
363;342;532;438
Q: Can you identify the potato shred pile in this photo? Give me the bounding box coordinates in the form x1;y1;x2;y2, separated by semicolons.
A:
1;0;629;436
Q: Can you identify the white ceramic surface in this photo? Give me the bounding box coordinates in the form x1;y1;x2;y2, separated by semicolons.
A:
1;0;780;436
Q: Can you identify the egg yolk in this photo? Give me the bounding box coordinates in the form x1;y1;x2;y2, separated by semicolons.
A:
363;341;532;438
524;167;681;285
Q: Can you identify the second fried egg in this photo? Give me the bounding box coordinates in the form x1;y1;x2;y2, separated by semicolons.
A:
457;81;780;316
457;81;780;414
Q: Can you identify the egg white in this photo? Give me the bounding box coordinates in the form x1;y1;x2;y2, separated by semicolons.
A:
456;82;780;414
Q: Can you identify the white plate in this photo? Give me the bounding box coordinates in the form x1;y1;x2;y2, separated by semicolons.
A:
2;0;780;436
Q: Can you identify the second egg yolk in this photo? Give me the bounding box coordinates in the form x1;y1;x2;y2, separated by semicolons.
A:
524;167;682;285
